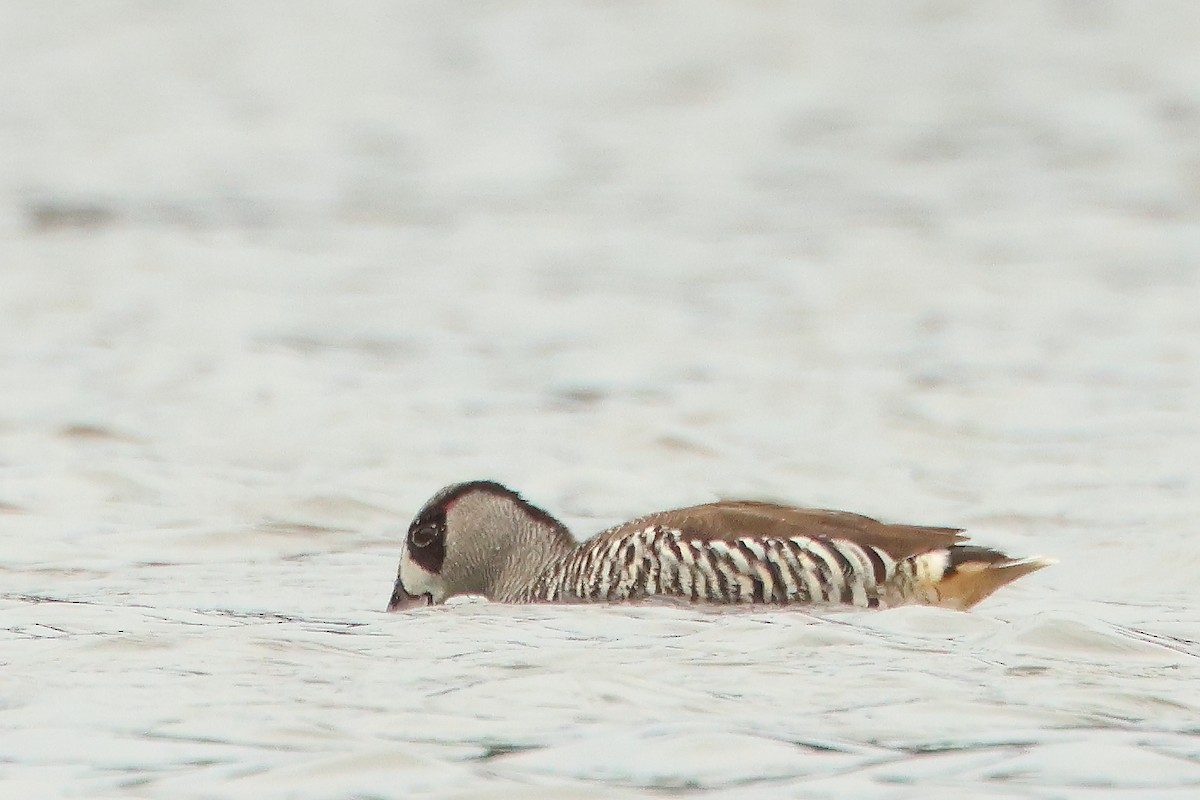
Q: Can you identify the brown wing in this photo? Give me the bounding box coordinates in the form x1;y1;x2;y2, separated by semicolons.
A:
603;499;965;561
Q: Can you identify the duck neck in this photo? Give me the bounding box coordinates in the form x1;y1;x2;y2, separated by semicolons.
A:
485;515;577;602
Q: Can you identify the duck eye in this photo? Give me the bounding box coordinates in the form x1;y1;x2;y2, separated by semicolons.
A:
409;524;439;549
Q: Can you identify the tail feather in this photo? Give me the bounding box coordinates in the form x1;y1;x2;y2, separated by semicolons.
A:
932;549;1055;609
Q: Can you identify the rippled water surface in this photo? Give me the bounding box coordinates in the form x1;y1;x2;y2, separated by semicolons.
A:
4;3;1200;798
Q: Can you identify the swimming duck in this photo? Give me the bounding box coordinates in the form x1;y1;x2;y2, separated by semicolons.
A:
387;480;1050;611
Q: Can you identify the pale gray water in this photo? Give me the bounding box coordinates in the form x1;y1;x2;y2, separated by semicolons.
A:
3;3;1200;798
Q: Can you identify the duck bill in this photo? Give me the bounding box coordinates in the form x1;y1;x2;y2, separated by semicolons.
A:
387;580;432;612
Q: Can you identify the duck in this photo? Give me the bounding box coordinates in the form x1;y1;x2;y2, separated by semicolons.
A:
386;480;1051;612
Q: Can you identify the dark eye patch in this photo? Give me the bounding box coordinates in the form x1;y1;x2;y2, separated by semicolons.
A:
405;506;447;573
409;524;439;548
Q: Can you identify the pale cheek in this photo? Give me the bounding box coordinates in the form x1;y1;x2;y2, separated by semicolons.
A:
400;556;443;600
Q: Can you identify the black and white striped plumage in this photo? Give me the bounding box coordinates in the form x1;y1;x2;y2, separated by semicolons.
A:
387;481;1051;612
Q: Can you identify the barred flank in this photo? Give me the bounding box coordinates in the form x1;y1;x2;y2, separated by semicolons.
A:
527;526;1051;610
